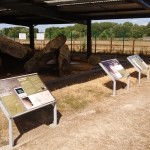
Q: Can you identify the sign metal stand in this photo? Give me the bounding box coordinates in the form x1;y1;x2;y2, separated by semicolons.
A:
0;73;57;148
99;59;130;96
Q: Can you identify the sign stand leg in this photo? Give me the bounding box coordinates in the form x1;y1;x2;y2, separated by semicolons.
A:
9;118;13;148
127;76;130;91
53;102;57;126
147;68;150;80
138;71;141;84
112;80;116;96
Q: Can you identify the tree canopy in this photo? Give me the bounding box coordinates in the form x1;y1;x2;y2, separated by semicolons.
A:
0;27;38;38
0;21;150;40
44;22;150;39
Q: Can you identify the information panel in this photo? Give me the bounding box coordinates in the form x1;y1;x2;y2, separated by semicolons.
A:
99;59;129;80
0;73;55;118
127;54;148;70
36;33;45;40
19;33;26;40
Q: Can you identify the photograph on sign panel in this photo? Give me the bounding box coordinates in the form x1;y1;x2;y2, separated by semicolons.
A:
101;59;124;80
14;87;27;98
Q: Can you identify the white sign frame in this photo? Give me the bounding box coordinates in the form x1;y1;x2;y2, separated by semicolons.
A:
0;73;57;148
99;59;130;96
127;54;149;84
36;33;45;40
19;33;26;40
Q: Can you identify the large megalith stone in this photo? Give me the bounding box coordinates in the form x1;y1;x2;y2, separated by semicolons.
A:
0;36;33;59
58;44;71;76
24;34;67;73
88;54;101;65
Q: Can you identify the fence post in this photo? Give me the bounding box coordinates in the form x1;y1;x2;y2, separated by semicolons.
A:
122;37;125;54
70;32;72;52
110;38;112;53
94;33;97;53
13;33;15;41
73;38;75;51
132;39;135;54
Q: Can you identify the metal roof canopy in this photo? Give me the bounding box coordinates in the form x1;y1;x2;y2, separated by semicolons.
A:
0;0;150;57
0;0;150;26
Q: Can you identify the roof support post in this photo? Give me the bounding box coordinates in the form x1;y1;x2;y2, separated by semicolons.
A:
87;19;92;58
29;25;35;50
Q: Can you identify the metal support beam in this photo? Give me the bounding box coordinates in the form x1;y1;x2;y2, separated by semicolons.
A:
87;19;92;58
132;0;150;9
29;25;35;50
0;0;86;24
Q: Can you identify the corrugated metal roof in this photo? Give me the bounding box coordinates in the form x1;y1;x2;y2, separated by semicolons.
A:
0;0;150;26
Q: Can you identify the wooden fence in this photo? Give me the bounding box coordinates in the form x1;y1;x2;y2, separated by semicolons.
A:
17;38;150;55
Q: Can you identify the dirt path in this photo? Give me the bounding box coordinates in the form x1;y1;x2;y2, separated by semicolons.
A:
1;78;149;150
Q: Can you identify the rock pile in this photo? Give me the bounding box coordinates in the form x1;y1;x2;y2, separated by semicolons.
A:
0;35;71;76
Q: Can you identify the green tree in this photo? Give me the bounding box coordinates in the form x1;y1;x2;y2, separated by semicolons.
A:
145;22;150;37
122;22;133;38
100;30;108;39
72;30;80;39
113;24;124;38
1;28;10;36
131;25;145;38
92;22;117;38
74;24;86;34
7;27;22;38
146;28;150;37
45;27;65;39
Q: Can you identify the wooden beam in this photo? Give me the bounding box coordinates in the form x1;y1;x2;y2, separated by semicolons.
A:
0;0;86;24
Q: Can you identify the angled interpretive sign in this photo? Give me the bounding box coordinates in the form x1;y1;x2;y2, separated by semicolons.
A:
100;59;129;80
99;59;130;96
0;73;57;147
127;55;149;83
0;73;55;118
127;54;148;71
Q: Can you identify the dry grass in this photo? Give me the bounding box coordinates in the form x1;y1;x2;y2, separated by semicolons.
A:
52;67;140;113
0;110;9;146
52;76;112;112
0;67;142;147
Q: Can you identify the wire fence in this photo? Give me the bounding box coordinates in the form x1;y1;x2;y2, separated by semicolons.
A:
15;37;150;55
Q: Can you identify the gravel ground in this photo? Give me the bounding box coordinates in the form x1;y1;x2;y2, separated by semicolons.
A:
1;77;150;150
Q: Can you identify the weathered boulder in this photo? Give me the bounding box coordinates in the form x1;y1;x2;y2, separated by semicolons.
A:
43;34;67;52
88;54;101;65
24;34;67;73
0;36;33;59
58;44;71;76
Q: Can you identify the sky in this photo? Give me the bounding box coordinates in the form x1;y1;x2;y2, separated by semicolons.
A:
0;18;150;32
